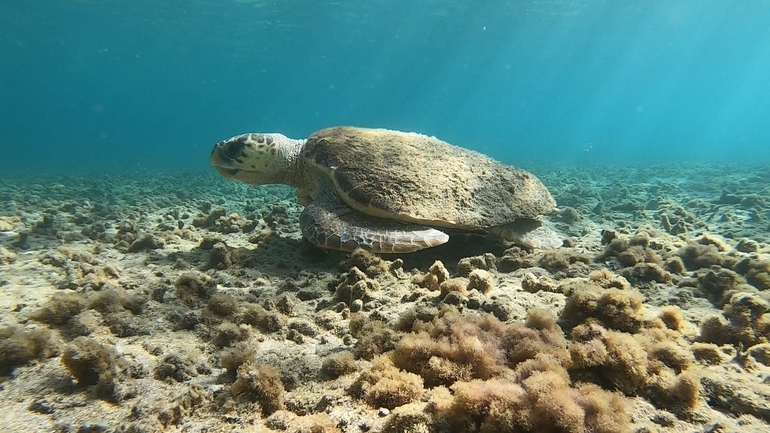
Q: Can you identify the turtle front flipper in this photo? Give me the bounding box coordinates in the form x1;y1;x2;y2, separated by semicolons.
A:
300;194;449;254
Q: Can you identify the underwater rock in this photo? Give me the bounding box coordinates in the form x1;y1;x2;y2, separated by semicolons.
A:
456;253;497;277
193;208;256;234
700;371;770;423
127;233;164;252
264;411;342;433
748;343;770;366
660;213;688;235
537;249;591;273
521;271;558;293
334;266;380;309
239;304;285;333
31;292;89;326
659;306;686;331
746;259;770;291
213;321;251;348
569;322;701;413
0;217;14;232
207;292;240;317
437;278;470;307
665;256;687;274
380;402;433;433
556;206;582;223
154;353;199;383
0;246;17;264
612;201;645;212
208;242;232;269
717;191;743;205
219;344;256;377
587;268;631;291
699;267;749;306
496;247;533;273
341;248;393;277
690;343;726;366
392;308;569;387
413;260;450;291
466;269;494;295
561;285;650;333
736;238;760;253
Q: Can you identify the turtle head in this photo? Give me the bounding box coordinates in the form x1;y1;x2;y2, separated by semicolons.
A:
210;133;305;186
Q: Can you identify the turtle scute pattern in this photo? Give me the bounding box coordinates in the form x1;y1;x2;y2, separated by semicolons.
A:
300;127;556;229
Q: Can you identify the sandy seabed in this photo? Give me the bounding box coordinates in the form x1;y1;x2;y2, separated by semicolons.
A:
1;163;769;433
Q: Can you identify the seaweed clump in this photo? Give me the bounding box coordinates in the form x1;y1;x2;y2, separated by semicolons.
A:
697;267;753;307
559;274;701;413
174;272;217;307
0;326;58;375
435;366;627;433
699;292;770;347
320;351;357;379
349;356;424;409
391;308;569;387
677;242;726;270
596;234;662;267
379;308;629;432
350;314;400;360
30;288;149;338
569;322;700;413
61;336;140;402
560;284;649;333
230;361;284;416
30;292;88;325
347;265;707;431
745;259;770;291
537;249;591;273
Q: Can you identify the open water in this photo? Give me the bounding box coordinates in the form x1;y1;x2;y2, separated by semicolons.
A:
2;0;770;173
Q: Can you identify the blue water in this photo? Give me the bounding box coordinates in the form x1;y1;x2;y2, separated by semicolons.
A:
2;0;770;174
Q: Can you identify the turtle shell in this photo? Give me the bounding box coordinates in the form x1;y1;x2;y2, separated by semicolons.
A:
301;127;556;229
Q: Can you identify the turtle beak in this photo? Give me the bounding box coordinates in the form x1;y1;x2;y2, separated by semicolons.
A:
214;165;241;178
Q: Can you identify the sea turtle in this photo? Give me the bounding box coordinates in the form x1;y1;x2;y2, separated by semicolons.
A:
210;126;562;253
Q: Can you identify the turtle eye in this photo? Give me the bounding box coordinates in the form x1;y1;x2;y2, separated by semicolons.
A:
221;139;245;159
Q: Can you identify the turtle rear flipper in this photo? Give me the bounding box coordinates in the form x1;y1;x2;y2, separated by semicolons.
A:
491;218;563;250
300;193;449;253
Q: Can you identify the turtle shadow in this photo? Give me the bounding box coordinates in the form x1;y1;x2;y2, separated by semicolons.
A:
151;234;338;281
395;233;507;272
244;232;507;276
201;236;343;279
162;230;506;281
245;236;344;277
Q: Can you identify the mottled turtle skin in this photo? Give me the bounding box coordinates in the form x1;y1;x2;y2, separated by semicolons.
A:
210;126;561;253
